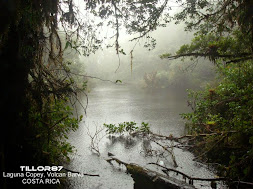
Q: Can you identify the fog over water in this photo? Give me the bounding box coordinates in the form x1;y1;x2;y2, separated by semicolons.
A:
66;83;226;189
83;23;193;83
65;17;221;189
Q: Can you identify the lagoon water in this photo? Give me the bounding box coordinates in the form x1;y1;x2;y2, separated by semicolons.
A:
66;84;226;189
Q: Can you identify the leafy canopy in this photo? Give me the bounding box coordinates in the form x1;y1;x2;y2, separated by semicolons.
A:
162;0;253;63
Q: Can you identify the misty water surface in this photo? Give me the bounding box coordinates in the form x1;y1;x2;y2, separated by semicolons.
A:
66;84;226;189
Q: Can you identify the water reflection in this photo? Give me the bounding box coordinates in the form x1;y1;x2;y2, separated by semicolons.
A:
66;84;226;189
106;135;139;149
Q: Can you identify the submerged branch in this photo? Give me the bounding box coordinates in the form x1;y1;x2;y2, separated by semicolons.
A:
150;139;178;167
149;131;237;141
148;163;227;182
106;157;195;188
149;163;253;187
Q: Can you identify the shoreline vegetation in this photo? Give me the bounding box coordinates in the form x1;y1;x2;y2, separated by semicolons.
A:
180;63;253;188
1;0;252;188
102;121;253;188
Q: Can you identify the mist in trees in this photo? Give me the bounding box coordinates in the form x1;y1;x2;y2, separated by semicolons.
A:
0;0;252;188
81;22;215;91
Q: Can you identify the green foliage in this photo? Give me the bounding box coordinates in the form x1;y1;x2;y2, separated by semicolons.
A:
163;0;253;65
166;2;253;182
139;122;150;133
84;0;170;52
115;79;122;83
64;41;72;50
119;49;126;55
2;0;252;187
174;0;253;34
104;121;150;135
29;97;82;163
64;40;81;55
175;30;251;60
182;61;253;181
159;53;171;59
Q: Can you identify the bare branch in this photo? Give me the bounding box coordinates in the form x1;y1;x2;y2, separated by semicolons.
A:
148;163;227;182
62;167;99;177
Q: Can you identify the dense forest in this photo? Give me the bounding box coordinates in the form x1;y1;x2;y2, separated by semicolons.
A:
0;0;252;188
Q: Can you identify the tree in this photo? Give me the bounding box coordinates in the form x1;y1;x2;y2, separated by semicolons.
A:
161;0;253;63
165;0;253;186
2;0;251;188
0;1;171;188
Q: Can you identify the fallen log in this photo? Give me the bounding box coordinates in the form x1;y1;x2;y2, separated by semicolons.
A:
148;163;227;182
106;157;196;189
149;163;253;188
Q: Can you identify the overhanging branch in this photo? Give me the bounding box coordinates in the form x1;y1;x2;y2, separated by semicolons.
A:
166;52;252;63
